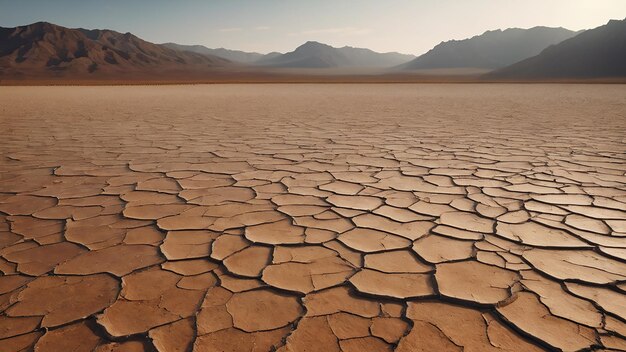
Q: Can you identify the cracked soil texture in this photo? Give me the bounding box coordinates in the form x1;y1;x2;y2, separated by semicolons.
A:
0;84;625;352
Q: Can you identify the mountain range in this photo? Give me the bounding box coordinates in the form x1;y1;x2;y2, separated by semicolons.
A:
401;26;579;70
165;41;415;68
254;41;416;68
1;19;624;81
162;43;281;64
489;19;626;79
0;22;230;78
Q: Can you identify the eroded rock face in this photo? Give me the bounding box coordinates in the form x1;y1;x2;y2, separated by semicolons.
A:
1;85;625;350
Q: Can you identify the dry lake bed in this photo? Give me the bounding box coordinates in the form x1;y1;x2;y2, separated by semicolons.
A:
1;84;625;351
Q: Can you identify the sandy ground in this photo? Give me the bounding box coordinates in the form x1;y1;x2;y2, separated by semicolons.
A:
0;84;625;351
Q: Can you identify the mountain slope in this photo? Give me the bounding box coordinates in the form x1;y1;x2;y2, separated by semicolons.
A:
488;19;626;79
335;46;416;67
256;41;350;68
0;22;230;78
162;43;276;63
401;26;578;70
256;41;415;68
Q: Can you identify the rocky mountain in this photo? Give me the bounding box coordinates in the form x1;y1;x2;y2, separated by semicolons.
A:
401;26;578;70
0;22;230;78
488;19;626;79
256;41;415;68
162;43;280;64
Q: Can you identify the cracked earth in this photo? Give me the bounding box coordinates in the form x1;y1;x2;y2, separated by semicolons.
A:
0;84;625;352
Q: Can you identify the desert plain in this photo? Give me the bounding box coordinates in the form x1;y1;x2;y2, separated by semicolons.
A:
0;83;625;351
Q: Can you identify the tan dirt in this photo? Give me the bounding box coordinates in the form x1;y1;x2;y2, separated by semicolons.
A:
0;84;625;351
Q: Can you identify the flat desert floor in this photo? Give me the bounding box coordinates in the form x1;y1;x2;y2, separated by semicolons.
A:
1;84;625;352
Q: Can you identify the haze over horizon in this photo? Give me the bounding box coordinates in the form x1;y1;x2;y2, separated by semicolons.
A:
1;0;625;55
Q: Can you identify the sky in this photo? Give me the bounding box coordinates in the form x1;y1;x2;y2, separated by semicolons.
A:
1;0;625;55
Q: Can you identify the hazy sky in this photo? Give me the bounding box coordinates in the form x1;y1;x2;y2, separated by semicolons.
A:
1;0;625;55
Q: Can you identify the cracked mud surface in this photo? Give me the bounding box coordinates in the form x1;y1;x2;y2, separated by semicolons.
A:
0;84;625;351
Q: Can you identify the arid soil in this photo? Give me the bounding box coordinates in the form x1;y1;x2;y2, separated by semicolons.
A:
0;84;625;351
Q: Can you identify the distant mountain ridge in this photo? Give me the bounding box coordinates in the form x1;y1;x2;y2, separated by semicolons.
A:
167;41;416;68
256;41;415;68
401;26;579;70
488;18;626;79
162;43;281;64
1;20;623;81
0;22;229;78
